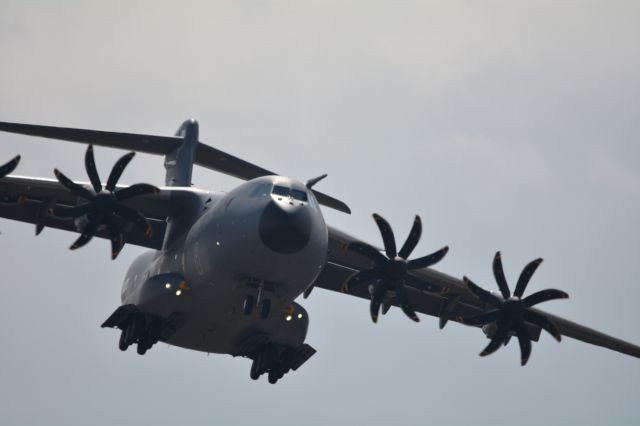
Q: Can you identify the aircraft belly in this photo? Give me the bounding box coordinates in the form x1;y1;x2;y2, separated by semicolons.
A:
163;275;309;355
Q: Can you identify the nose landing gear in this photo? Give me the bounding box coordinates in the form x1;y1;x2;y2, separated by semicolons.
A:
242;281;272;319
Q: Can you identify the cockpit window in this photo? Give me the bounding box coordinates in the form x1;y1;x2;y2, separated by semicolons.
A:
250;183;270;198
272;185;290;197
290;189;308;201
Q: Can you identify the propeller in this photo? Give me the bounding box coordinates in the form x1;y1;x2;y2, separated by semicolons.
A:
0;155;20;178
0;155;26;204
459;251;569;365
341;214;449;323
53;145;159;259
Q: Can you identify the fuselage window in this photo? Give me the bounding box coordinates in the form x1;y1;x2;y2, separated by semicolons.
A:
290;189;308;201
272;185;290;197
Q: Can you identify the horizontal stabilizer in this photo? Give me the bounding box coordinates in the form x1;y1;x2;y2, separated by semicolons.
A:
0;121;351;213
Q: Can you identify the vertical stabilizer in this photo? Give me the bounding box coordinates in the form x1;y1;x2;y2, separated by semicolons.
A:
164;119;198;186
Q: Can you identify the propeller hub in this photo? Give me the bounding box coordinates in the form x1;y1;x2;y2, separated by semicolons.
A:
94;191;117;209
503;297;524;318
387;256;408;278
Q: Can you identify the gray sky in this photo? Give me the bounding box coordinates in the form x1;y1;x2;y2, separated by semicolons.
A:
1;1;639;425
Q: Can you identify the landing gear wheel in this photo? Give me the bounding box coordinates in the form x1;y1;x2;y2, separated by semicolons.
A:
250;359;261;380
268;369;279;384
260;299;271;319
136;341;148;355
119;330;129;351
243;295;255;316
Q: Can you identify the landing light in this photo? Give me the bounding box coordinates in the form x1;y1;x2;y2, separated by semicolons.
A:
165;283;171;289
176;290;182;296
286;315;292;322
297;313;303;319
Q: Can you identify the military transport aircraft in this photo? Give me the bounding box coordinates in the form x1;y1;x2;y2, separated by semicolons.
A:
0;119;638;384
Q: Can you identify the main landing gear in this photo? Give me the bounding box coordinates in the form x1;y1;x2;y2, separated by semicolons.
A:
103;305;189;356
248;342;317;384
118;314;162;355
249;343;295;384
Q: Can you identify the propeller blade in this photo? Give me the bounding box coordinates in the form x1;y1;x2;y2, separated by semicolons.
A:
345;242;388;265
84;145;102;193
523;310;562;342
459;309;503;326
372;214;397;259
70;217;99;250
105;152;135;191
0;155;20;178
514;258;543;298
523;289;569;307
492;251;511;299
369;282;387;323
340;267;381;293
398;215;422;259
105;214;125;259
54;169;95;200
515;322;532;366
52;203;95;218
463;276;503;307
480;323;510;357
407;246;449;270
115;183;160;201
381;300;392;315
394;281;420;322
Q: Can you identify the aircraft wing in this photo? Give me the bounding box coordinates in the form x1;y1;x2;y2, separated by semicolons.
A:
0;121;350;214
0;175;207;250
314;226;640;359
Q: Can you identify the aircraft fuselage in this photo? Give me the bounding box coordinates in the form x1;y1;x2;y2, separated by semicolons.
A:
119;175;328;356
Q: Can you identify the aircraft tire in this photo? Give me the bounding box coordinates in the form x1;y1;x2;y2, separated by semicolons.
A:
137;342;148;355
243;295;255;316
260;299;271;319
250;360;261;380
119;330;129;351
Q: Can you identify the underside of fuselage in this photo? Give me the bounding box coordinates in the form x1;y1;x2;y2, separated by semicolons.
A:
105;175;328;383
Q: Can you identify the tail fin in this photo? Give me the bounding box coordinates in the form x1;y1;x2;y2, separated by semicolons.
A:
164;119;198;187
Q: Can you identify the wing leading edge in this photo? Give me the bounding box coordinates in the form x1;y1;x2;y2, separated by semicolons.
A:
0;121;350;214
318;225;640;360
0;175;211;251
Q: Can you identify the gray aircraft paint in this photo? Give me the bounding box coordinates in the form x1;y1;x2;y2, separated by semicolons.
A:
1;2;639;426
120;175;326;355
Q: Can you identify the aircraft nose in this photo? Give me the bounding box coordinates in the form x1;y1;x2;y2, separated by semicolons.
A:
259;199;312;254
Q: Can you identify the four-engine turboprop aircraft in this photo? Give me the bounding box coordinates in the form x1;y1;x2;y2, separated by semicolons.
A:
0;119;638;384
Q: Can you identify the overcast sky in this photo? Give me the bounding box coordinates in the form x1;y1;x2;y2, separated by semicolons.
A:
1;1;639;425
